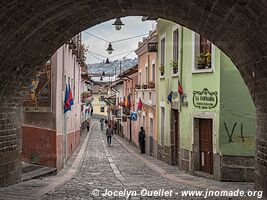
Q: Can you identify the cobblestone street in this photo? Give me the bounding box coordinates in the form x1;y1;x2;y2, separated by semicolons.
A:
38;121;259;200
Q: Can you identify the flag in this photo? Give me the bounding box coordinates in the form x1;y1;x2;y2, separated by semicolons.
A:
167;91;173;103
123;97;126;107
178;80;183;94
128;95;131;108
64;85;71;113
125;96;128;108
69;84;74;106
137;98;143;111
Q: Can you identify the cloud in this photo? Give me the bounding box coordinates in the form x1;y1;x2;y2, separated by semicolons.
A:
82;16;156;64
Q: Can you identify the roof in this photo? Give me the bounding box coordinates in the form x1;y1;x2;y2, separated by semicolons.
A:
118;64;138;78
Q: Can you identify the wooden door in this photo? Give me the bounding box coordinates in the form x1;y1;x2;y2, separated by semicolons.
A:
199;119;213;174
174;110;180;165
171;109;179;165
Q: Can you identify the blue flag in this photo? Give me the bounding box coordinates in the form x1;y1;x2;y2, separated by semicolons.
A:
64;85;71;113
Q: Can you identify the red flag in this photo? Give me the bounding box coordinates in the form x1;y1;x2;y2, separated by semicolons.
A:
68;85;74;106
137;98;143;111
178;80;183;94
64;85;71;113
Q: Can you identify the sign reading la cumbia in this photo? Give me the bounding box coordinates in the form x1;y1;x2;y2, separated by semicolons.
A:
193;88;218;109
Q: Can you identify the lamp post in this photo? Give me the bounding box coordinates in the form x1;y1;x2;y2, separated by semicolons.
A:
112;18;124;31
106;43;114;54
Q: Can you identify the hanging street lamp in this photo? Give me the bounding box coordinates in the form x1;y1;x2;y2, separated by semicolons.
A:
106;43;114;54
112;18;124;31
105;58;110;64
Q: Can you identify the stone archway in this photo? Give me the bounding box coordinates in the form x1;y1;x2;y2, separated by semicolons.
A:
0;0;267;194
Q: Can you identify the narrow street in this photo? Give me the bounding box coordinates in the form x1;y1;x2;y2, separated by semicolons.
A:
37;120;257;200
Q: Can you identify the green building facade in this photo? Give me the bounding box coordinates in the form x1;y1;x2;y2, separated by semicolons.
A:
156;19;256;181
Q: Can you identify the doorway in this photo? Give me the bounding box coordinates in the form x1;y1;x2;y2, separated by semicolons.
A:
171;109;179;165
149;118;154;156
199;119;213;174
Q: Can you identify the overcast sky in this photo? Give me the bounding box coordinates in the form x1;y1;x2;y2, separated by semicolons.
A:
82;16;156;64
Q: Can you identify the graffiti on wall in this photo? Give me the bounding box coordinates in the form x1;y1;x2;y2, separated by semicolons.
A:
224;122;254;147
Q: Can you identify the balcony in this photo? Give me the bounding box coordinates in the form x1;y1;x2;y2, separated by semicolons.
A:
147;42;157;52
136;88;156;106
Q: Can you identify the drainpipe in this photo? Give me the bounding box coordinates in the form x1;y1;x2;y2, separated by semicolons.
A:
179;27;184;111
122;76;134;142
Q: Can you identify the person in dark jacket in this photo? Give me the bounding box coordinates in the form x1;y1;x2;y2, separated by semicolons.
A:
139;127;146;154
106;124;113;146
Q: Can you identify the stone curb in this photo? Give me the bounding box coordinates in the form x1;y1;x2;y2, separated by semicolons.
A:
36;122;96;199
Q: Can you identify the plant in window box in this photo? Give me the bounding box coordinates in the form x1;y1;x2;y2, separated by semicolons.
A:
159;64;165;76
196;53;206;69
170;60;179;74
148;81;155;89
142;84;148;89
135;84;141;89
205;52;211;68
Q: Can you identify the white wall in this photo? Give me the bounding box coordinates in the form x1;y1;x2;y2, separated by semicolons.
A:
52;44;82;135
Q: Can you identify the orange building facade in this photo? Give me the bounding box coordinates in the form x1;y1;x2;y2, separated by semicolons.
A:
134;31;158;157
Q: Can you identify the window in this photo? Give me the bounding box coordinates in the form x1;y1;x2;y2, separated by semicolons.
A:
146;66;148;84
100;107;105;112
152;63;156;83
173;28;179;74
160;37;165;76
194;34;212;71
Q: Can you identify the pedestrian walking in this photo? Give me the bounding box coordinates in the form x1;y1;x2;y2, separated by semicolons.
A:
86;120;90;132
139;127;146;154
100;118;104;131
106;124;113;146
113;122;117;135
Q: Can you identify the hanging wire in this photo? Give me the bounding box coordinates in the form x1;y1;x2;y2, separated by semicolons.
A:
88;51;107;58
83;31;109;43
109;50;136;58
83;31;148;44
124;50;135;58
88;52;104;62
111;33;148;43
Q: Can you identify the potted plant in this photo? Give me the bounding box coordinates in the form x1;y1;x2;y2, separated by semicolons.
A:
170;60;178;74
135;84;141;89
142;84;148;89
196;53;206;69
205;52;211;68
159;64;165;76
148;81;155;89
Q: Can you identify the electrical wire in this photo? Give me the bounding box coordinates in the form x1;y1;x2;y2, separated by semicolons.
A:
88;51;107;58
83;31;148;44
111;33;148;43
109;50;136;58
83;31;109;43
88;52;104;62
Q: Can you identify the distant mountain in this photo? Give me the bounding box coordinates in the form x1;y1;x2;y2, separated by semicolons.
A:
87;57;138;75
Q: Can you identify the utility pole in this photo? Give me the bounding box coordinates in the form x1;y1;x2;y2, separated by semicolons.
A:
120;61;122;75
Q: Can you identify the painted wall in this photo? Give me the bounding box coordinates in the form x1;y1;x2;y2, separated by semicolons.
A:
91;94;108;117
22;43;82;170
134;32;158;155
219;53;256;156
157;19;180;148
156;18;255;160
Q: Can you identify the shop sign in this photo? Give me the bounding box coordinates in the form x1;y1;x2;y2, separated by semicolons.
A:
193;88;218;109
130;112;137;121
